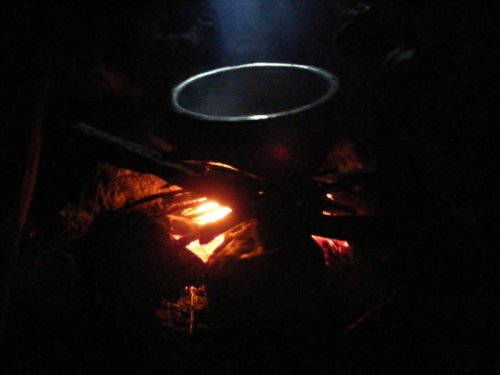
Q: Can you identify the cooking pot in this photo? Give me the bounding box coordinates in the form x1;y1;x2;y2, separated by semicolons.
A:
157;62;339;179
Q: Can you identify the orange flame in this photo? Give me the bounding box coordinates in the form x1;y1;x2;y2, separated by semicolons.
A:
174;200;232;262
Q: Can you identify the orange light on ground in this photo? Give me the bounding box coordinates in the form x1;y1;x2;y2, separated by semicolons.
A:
186;234;226;263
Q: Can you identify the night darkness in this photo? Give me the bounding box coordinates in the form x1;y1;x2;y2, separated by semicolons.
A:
1;1;498;374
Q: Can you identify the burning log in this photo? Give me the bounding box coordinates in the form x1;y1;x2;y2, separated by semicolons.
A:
72;122;263;212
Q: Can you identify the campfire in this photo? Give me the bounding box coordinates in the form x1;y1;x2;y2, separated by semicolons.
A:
55;121;377;338
66;154;361;269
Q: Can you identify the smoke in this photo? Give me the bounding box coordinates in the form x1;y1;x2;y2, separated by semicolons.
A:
209;0;300;64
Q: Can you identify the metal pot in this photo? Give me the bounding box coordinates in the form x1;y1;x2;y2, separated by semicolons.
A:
159;62;339;179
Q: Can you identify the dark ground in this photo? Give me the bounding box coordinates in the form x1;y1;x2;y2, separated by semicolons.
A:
1;1;499;374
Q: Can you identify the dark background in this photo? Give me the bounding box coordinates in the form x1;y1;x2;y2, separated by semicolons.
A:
1;1;498;374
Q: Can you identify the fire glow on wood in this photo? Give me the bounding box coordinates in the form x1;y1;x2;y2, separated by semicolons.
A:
172;196;351;265
186;234;226;263
165;185;349;265
182;201;232;225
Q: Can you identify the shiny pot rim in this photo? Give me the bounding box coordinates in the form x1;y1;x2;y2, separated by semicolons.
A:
171;62;339;123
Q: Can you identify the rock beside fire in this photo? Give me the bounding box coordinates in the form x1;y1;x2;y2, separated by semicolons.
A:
77;210;205;313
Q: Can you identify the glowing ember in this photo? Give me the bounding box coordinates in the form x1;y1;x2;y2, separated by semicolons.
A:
311;235;351;266
206;161;239;171
333;239;350;248
186;234;226;262
194;207;232;225
182;201;232;225
182;201;217;216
